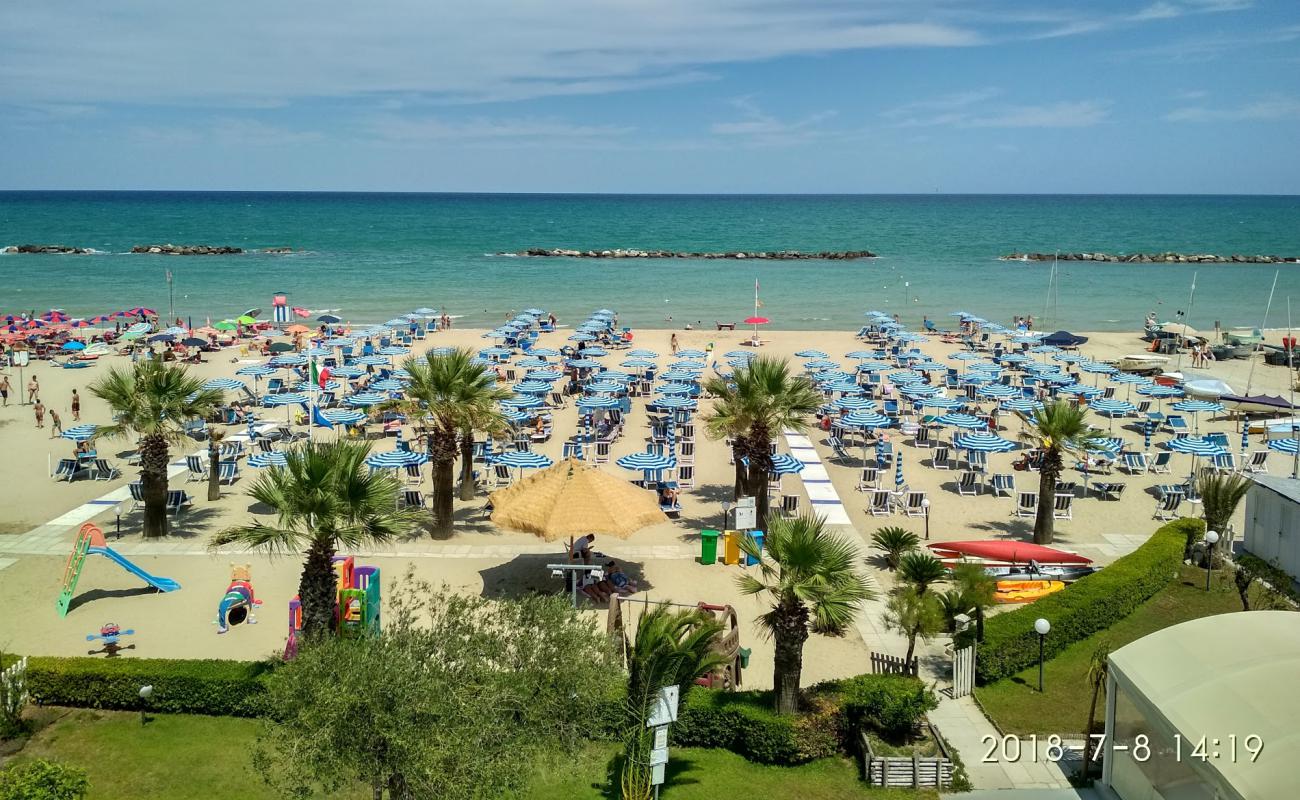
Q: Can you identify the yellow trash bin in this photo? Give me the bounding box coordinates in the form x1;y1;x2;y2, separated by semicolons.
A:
723;530;741;565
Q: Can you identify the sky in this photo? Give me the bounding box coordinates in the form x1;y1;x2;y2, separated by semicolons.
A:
1;0;1297;193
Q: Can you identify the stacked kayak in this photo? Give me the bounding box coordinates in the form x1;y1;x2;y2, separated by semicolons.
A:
994;580;1065;604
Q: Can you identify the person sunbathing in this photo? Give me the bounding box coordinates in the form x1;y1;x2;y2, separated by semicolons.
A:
580;573;610;602
601;561;638;596
658;486;679;507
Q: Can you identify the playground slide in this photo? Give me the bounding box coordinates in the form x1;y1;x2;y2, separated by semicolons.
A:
87;546;182;593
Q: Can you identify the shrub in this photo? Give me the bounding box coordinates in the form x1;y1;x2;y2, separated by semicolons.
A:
22;657;274;717
969;518;1195;684
0;759;89;800
835;673;938;737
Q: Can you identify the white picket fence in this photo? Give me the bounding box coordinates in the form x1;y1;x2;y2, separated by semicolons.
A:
2;656;28;714
952;645;975;699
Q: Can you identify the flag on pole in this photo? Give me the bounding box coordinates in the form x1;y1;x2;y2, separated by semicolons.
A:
755;278;763;308
311;358;331;389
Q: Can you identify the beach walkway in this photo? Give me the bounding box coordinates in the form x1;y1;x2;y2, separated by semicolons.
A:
784;430;852;524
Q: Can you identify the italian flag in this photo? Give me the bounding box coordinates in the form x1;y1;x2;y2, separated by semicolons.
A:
311;359;331;389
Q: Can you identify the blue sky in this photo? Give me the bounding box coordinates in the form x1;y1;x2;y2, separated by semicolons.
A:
1;0;1297;193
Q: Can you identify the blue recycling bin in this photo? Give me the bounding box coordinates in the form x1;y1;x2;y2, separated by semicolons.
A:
744;531;764;566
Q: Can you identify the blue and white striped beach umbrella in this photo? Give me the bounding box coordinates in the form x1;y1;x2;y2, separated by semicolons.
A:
1241;426;1250;455
857;360;892;372
617;452;677;472
1167;436;1226;456
577;394;619;410
203;377;246;391
320;409;367;426
1000;398;1044;413
1079;361;1117;375
501;394;544;409
1059;384;1104;399
378;346;410;356
370;379;405;392
999;353;1029;364
330;366;365;378
888;370;924;383
491;451;553;470
270;354;308;367
236;365;276;377
770;453;805;476
622;359;656;369
516;357;548;369
1144;420;1156;450
568;332;596;342
323;337;356;347
655;395;697;409
598;370;633;383
675;349;706;359
531;348;561;357
526;369;563;381
895;450;905;488
835;397;878;411
1172;399;1224;415
509;378;549;395
899;384;940;398
935;413;986;430
1052;353;1084;364
949;352;983;363
248;452;289;468
352;355;392;366
61;424;98;441
583;346;609;357
1090;399;1136;416
795;349;828;358
1139;385;1184;399
923;397;965;410
346;392;387;407
1087;437;1124;455
584;380;624;394
724;350;754;358
1030;345;1062;354
366;450;428;469
977;384;1019;400
627;349;658;358
568;358;601;369
953;432;1016;453
263;392;308;406
820;380;864;394
841;411;892;429
661;369;701;381
1268;438;1299;455
804;359;839;370
500;408;530;425
656;383;694;395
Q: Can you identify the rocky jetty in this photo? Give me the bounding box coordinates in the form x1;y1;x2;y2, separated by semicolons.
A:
4;244;94;254
513;247;876;260
1002;251;1299;264
131;244;244;255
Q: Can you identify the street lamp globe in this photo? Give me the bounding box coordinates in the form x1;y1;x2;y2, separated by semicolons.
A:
1205;530;1220;545
1034;618;1051;636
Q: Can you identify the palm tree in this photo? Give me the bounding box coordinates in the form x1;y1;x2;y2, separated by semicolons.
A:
458;401;510;501
206;427;227;502
871;526;920;570
701;377;755;502
883;586;944;671
386;350;510;535
89;361;223;538
898;551;948;595
718;357;821;530
1197;471;1252;556
1016;401;1106;544
1081;644;1111;782
949;562;996;641
212;440;423;638
621;605;725;800
736;513;875;714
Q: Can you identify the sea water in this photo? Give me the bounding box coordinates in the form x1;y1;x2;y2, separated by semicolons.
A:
2;191;1298;331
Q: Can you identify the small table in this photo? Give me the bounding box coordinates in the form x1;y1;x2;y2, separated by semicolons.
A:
716;322;736;331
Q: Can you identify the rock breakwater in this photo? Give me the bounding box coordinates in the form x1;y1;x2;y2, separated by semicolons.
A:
512;247;876;260
1002;251;1299;264
4;244;94;254
132;244;244;255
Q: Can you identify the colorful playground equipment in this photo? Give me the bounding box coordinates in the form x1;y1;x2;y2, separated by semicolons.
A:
215;564;262;634
58;523;181;617
86;623;135;657
284;555;381;659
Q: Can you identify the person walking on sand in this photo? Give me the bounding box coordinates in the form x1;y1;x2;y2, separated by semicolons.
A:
670;333;679;355
0;375;9;407
34;399;45;428
70;388;81;421
49;408;62;438
27;375;39;404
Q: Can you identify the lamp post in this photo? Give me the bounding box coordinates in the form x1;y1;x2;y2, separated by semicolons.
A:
138;684;153;727
1204;530;1219;591
921;497;931;540
1034;618;1051;692
115;504;124;540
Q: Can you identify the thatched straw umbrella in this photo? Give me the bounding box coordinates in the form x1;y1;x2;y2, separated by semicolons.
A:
489;458;666;541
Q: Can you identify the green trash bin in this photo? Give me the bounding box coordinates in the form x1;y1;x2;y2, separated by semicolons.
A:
699;529;720;565
739;647;752;669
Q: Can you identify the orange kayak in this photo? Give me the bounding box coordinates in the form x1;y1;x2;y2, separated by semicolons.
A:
994;579;1066;604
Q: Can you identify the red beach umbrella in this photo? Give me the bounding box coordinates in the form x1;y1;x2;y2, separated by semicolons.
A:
743;316;770;325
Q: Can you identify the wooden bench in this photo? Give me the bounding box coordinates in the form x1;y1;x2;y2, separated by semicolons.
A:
715;321;736;331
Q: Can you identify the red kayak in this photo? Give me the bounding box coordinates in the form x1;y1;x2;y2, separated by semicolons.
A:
927;540;1092;565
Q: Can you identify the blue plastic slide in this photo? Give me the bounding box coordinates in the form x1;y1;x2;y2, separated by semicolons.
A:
87;546;182;593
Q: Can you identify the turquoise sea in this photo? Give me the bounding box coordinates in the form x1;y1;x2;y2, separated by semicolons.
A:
2;192;1299;332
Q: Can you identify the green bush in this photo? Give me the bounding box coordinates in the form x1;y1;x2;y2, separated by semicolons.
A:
21;657;274;717
0;759;89;800
969;518;1196;684
671;674;936;765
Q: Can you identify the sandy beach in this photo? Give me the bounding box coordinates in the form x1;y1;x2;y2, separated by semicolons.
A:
0;320;1293;688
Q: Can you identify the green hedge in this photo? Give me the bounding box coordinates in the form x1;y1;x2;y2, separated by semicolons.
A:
671;674;936;765
20;656;275;718
969;518;1198;685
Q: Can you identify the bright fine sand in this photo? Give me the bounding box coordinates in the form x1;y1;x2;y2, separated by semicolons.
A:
0;323;1292;688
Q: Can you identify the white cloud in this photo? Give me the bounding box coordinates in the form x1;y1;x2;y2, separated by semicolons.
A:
708;96;840;145
367;115;634;143
1117;24;1300;62
887;93;1110;128
1164;96;1300;122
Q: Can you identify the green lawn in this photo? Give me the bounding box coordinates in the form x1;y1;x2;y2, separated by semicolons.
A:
5;710;927;800
975;565;1257;736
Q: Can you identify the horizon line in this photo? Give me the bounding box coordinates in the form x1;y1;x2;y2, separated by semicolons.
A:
1;189;1299;198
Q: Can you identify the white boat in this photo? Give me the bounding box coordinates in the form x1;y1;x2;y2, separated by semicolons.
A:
1117;354;1170;373
1185;379;1235;399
